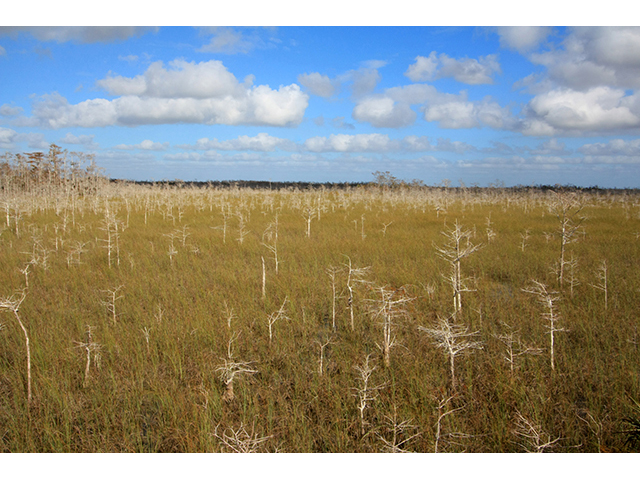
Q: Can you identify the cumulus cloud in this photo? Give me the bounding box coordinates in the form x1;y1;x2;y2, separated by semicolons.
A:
304;133;400;153
97;59;247;98
424;94;513;130
530;27;640;91
0;104;23;116
405;52;501;85
351;84;439;128
297;72;338;98
0;127;17;146
437;53;501;85
352;96;417;128
352;81;512;130
349;67;382;98
512;28;640;136
30;60;309;128
424;100;477;129
182;133;296;152
521;86;640;135
404;53;438;82
401;135;435;152
0;127;47;149
0;27;157;44
496;27;552;53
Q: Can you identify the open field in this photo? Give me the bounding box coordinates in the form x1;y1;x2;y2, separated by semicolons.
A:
1;158;640;451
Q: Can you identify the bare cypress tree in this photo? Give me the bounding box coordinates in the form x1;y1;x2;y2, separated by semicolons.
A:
590;259;608;311
352;354;386;436
435;220;482;316
549;190;586;287
419;314;483;390
368;285;414;368
0;290;31;404
522;280;565;371
342;256;371;331
215;360;258;403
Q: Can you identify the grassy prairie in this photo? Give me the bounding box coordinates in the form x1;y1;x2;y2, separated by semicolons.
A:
1;182;639;452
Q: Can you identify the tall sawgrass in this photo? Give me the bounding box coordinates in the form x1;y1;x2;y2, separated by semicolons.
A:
0;184;639;451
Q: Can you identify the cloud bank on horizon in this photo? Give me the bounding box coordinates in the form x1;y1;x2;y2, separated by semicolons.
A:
1;25;640;187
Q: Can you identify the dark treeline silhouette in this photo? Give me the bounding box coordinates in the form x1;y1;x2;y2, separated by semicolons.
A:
112;178;640;194
113;179;369;190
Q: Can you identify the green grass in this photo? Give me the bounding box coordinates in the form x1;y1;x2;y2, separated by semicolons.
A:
1;184;639;451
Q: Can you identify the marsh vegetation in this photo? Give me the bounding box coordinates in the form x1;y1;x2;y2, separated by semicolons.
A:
1;147;640;452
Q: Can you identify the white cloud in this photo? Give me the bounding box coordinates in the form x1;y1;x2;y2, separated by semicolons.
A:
0;104;23;116
0;45;5;56
437;53;501;85
31;60;309;128
97;74;147;96
530;27;640;90
0;127;47;149
114;140;168;151
424;95;513;130
0;27;157;44
352;96;416;128
297;72;338;98
401;135;435;151
515;28;640;136
351;84;439;128
350;67;382;98
580;27;640;68
404;53;438;82
197;27;274;55
32;93;118;128
184;133;296;152
521;86;640;135
578;138;640;156
399;136;473;154
198;28;251;54
59;133;97;147
304;133;400;153
175;133;474;155
0;127;17;146
405;52;501;85
97;60;245;98
425;100;477;128
352;81;512;130
496;27;552;53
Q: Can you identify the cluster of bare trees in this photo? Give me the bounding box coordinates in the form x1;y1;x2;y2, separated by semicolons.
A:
1;144;106;196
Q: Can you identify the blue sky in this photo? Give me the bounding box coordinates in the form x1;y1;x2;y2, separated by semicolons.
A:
2;17;640;187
